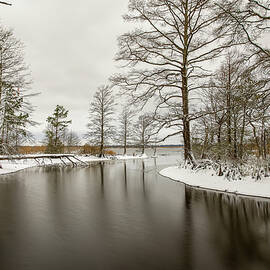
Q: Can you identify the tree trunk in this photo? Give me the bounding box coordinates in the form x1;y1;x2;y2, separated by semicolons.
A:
201;127;208;159
216;123;222;160
181;0;194;165
261;119;267;159
227;58;232;153
0;51;3;154
250;122;261;157
217;123;222;146
233;117;238;159
263;130;267;159
239;106;246;159
142;132;145;155
100;102;104;157
100;134;104;158
123;120;127;155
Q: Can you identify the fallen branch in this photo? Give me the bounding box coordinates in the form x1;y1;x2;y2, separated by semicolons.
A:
0;1;12;6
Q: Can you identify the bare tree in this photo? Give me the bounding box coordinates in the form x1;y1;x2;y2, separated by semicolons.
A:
215;0;270;61
133;113;156;155
0;26;36;153
195;50;268;160
85;85;115;157
112;0;231;164
63;130;80;153
66;130;80;146
118;106;135;155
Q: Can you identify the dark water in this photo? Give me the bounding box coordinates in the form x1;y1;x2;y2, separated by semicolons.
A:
0;155;270;270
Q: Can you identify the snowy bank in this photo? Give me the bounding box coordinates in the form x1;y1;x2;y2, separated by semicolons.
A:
0;154;148;176
160;166;270;199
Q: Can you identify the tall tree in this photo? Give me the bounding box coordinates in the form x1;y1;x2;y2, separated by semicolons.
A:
118;106;135;155
44;105;71;154
112;0;230;164
0;26;35;153
1;87;34;153
85;85;115;157
195;51;268;160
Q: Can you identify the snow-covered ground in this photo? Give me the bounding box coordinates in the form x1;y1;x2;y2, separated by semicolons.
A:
0;154;148;176
160;166;270;199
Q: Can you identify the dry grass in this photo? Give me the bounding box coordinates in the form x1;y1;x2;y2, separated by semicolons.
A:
19;146;46;154
18;145;116;156
80;144;116;155
105;150;116;156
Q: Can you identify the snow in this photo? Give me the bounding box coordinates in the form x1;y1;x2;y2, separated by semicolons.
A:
0;154;148;176
160;166;270;199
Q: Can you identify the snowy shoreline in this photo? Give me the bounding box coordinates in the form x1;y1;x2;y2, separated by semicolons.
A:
160;166;270;200
0;154;148;176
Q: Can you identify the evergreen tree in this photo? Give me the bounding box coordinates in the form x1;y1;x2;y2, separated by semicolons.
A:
44;105;71;153
0;26;35;154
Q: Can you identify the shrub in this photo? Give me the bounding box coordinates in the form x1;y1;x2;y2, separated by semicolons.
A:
104;150;116;156
80;144;100;155
80;144;116;156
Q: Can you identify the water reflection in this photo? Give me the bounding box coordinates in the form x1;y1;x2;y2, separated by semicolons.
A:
123;162;128;194
185;187;270;270
0;157;270;270
99;162;104;194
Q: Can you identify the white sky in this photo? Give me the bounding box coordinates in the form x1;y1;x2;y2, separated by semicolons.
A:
3;1;268;145
0;0;131;141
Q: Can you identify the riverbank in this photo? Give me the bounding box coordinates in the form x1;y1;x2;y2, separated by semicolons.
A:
0;154;148;176
160;166;270;199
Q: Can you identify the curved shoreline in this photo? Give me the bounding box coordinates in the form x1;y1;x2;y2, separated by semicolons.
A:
159;166;270;200
0;155;148;177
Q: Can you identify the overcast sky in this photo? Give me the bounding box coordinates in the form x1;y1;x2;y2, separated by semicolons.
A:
0;0;130;141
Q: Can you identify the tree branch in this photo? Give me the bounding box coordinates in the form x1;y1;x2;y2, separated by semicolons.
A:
0;1;11;6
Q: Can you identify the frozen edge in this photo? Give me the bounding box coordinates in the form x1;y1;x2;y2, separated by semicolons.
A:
0;154;148;177
159;166;270;200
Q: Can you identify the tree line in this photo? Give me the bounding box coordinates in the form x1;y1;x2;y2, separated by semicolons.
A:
43;88;158;157
2;0;270;165
109;0;270;164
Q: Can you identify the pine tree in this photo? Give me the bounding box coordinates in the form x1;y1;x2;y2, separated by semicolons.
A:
44;105;71;154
